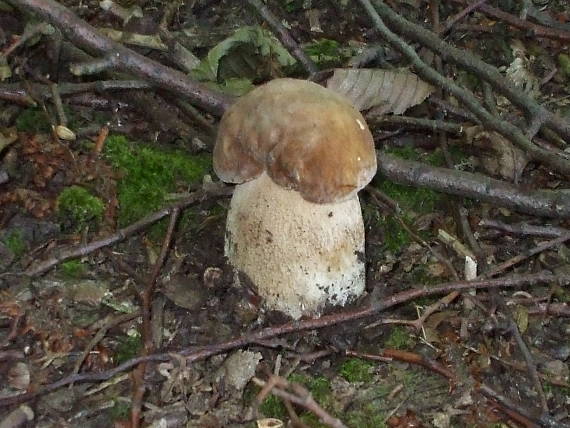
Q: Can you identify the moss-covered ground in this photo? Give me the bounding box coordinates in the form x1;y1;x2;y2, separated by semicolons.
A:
254;359;446;428
372;146;468;253
103;135;212;237
59;259;87;279
57;185;105;232
2;229;26;258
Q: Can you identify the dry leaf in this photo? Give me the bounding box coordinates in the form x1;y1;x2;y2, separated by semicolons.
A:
326;68;434;113
465;126;529;182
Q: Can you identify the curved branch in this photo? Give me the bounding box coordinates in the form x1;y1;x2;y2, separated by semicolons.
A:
357;0;570;176
369;0;570;140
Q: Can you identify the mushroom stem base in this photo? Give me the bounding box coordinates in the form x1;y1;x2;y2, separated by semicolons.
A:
225;172;366;319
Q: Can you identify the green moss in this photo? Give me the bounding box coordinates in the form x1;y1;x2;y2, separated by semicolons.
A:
15;105;82;133
281;0;303;12
339;358;375;383
15;108;51;133
109;400;130;421
60;259;86;279
382;215;412;253
304;39;343;68
115;334;143;365
259;394;287;420
409;264;440;286
3;229;26;258
288;374;332;405
299;413;329;428
345;405;387;428
378;180;441;214
57;186;105;231
373;147;450;252
104;135;211;235
559;54;570;80
377;148;443;214
384;326;415;350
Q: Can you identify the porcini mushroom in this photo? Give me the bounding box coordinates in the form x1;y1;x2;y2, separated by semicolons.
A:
214;78;377;319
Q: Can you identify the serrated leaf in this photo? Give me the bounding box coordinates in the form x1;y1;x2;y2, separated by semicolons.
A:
326;68;434;113
191;26;296;83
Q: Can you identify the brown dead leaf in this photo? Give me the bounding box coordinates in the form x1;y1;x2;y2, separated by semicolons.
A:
387;409;425;427
19;133;76;188
0;188;54;217
425;310;460;330
464;126;529;182
427;262;446;278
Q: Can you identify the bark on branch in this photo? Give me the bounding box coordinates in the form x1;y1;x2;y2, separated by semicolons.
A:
6;0;234;116
378;153;570;218
357;0;570;177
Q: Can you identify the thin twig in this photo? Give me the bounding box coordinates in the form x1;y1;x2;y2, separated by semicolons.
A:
131;208;179;428
441;0;488;34
346;348;456;381
362;0;570;166
1;272;567;408
49;83;67;126
481;233;570;278
18;183;231;277
246;0;319;76
479;219;569;238
478;384;564;428
508;320;548;412
72;311;141;376
451;0;570;42
252;376;348;428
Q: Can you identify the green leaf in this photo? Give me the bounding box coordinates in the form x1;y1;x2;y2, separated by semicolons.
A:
191;26;296;83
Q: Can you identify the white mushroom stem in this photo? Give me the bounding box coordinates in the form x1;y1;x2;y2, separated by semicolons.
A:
225;172;366;319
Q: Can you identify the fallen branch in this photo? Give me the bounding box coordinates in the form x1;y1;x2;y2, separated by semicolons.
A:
451;0;570;42
359;0;570;175
378;153;570;218
0;80;152;104
479;219;569;238
6;0;234;116
1;271;567;408
19;183;232;277
367;114;465;135
131;208;179;428
371;0;570;141
246;0;318;76
252;376;347;428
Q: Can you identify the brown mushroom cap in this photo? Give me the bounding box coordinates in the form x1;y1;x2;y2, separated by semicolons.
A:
213;78;377;204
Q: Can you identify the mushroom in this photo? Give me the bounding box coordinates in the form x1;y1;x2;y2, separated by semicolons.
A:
213;78;377;319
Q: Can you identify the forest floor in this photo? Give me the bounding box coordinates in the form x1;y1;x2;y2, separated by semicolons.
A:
1;0;570;427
